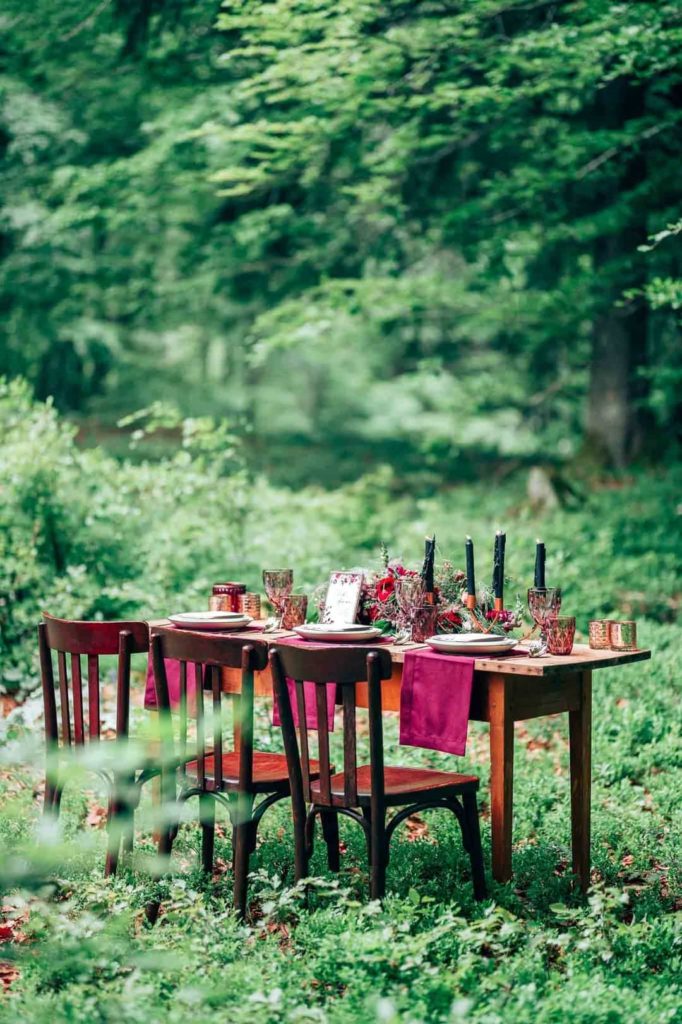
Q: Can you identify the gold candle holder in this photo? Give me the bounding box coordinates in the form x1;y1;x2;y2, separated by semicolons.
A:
610;621;637;651
244;592;262;619
588;620;613;649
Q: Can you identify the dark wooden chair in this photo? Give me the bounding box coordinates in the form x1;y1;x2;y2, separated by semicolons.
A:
150;627;324;918
270;644;487;901
38;612;156;876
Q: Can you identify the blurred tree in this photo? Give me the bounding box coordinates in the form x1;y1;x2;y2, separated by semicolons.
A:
0;0;680;478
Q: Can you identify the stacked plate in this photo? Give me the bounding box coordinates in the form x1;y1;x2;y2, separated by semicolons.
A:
293;623;382;642
426;633;517;655
169;611;252;631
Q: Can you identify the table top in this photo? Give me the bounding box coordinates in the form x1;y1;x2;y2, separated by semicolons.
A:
148;620;651;678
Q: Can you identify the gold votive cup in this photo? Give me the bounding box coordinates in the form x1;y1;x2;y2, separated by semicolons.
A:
610;621;637;651
282;594;308;630
244;592;262;619
588;620;613;649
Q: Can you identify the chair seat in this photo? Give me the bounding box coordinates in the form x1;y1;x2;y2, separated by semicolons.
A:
310;764;479;807
185;750;321;793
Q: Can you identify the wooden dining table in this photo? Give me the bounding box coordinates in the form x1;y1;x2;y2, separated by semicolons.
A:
148;621;650;889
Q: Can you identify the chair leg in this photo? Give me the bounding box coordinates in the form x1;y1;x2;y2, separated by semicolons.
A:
369;811;386;901
233;821;254;919
145;817;177;925
320;810;340;872
461;792;487;901
123;814;134;855
43;778;57;819
105;798;124;878
362;807;372;865
121;777;136;855
200;794;215;874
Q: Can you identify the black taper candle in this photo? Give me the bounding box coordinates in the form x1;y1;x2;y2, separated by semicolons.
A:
492;531;501;598
493;530;506;601
534;539;546;589
465;536;476;598
422;535;436;593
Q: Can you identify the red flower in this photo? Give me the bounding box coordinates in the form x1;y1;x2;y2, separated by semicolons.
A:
376;576;395;602
440;610;462;628
368;605;382;622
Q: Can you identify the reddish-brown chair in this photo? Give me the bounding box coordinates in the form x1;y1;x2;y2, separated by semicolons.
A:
270;644;487;901
38;612;156;876
150;627;325;918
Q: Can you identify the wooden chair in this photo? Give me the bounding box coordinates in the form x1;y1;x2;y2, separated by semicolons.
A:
150;627;324;918
38;612;156;876
270;644;487;901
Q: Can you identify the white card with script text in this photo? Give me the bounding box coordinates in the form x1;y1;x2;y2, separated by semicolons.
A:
322;572;363;625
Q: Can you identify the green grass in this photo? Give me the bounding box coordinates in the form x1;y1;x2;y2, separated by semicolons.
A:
1;445;681;1022
0;611;680;1024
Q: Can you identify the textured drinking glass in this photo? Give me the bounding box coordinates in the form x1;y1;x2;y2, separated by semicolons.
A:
395;575;425;632
527;587;562;640
282;594;308;630
411;603;438;643
546;615;576;655
262;569;294;626
588;619;612;649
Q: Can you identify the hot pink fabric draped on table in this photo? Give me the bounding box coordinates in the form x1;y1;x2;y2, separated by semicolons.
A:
145;633;476;756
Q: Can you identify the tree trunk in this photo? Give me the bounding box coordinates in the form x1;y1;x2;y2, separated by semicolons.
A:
586;80;648;469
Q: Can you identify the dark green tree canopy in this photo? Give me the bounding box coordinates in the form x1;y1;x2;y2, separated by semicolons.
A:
1;0;680;479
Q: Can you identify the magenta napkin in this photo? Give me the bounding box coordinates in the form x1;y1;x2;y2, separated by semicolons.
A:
399;649;474;757
144;655;193;710
271;636;338;732
143;624;266;710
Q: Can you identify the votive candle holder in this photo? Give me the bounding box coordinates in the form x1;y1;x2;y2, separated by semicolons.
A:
244;592;262;619
411;603;438;643
610;621;637;651
282;594;308;630
546;616;576;656
588;619;613;649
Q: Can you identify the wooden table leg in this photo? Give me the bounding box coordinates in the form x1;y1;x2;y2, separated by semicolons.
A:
488;674;514;883
569;669;592;891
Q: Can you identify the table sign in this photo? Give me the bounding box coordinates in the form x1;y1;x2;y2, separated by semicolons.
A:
322;571;363;624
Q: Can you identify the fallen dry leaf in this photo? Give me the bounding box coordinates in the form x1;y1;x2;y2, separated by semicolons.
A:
0;963;20;991
0;696;20;719
404;814;436;844
86;803;109;829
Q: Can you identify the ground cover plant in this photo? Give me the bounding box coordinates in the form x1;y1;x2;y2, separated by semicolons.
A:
0;389;680;1023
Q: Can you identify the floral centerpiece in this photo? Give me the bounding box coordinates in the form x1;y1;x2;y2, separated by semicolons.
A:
354;544;522;635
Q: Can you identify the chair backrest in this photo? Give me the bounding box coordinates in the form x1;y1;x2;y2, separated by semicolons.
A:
269;644;393;809
151;627;269;793
39;612;149;749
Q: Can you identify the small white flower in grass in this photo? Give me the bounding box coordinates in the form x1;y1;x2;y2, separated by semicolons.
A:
376;997;397;1022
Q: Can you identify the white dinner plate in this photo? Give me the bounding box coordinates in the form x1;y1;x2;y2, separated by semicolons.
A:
426;635;518;655
431;632;512;644
293;624;383;643
169;612;252;631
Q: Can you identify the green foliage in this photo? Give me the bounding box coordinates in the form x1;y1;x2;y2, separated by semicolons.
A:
1;0;680;478
0;612;681;1022
2;385;681;691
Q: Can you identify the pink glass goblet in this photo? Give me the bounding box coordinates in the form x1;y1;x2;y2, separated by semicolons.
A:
527;587;562;641
263;569;294;627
